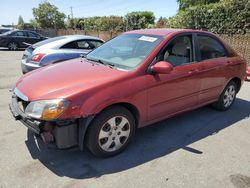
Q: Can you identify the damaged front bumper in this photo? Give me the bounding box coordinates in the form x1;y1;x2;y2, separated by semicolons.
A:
9;94;42;134
9;94;94;150
9;94;78;149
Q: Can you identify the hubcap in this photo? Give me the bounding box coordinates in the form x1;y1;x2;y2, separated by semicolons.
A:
98;116;130;152
9;43;17;50
223;85;236;107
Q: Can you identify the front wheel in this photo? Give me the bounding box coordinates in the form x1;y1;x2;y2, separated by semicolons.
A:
8;42;18;50
212;81;237;111
85;106;136;157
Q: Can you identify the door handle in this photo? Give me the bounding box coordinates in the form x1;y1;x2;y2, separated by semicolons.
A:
227;61;234;65
188;69;199;74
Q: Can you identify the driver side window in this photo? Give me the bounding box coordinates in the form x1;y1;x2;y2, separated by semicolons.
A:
157;35;193;67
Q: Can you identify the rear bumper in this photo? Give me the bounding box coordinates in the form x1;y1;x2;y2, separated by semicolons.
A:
21;59;41;74
9;95;42;134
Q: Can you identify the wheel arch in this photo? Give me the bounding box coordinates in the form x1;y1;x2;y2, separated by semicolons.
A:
230;77;242;93
78;102;140;151
94;102;140;128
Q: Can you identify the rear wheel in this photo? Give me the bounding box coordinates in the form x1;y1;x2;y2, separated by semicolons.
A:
212;81;237;111
85;106;136;157
8;42;18;51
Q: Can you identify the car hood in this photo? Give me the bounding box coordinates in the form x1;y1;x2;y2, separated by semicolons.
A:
15;58;127;101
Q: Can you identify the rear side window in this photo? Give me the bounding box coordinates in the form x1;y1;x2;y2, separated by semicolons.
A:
12;31;25;37
61;41;78;49
61;40;103;49
77;40;103;49
88;40;103;48
197;35;227;61
28;32;40;38
77;41;93;49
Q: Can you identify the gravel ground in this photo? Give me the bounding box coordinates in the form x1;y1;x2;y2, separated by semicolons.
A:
0;49;250;188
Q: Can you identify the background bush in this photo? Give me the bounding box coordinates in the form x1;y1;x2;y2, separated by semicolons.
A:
168;0;250;34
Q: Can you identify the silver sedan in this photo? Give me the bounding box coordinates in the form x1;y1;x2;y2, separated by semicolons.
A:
21;35;104;74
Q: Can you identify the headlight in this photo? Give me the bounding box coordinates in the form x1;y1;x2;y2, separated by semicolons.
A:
25;99;69;120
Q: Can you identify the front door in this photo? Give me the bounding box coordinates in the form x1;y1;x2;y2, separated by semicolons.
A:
146;34;201;121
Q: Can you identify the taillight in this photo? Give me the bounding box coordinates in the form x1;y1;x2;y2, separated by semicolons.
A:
31;53;46;63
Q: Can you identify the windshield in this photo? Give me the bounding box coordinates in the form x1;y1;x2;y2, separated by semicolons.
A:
86;34;163;70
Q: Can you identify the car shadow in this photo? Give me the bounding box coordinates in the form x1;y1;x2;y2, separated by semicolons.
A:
25;98;250;179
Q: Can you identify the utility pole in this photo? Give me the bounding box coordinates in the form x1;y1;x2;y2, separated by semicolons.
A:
70;6;74;19
70;6;75;29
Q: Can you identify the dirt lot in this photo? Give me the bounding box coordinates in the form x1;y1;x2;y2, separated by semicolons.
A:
0;50;250;188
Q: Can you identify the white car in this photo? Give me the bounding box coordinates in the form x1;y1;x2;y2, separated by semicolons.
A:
21;35;104;74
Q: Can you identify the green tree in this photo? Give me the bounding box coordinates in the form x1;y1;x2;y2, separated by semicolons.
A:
76;18;85;30
32;1;66;29
97;16;124;31
155;17;170;28
30;19;40;29
67;17;78;29
170;0;250;34
177;0;220;10
124;11;155;30
17;15;24;29
83;16;101;30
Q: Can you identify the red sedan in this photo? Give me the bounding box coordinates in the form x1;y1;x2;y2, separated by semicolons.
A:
10;29;247;157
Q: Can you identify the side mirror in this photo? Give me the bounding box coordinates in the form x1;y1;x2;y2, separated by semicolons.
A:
151;61;173;74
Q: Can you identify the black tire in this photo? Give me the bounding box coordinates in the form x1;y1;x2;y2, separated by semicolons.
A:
212;81;237;111
85;106;136;157
8;42;18;51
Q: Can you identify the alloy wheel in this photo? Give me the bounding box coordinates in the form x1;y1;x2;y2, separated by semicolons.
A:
223;85;236;108
8;42;18;50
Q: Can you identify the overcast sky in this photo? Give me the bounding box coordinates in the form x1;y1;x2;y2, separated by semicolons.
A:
0;0;179;25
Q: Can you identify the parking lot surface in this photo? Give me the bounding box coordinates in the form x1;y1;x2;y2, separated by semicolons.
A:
0;49;250;188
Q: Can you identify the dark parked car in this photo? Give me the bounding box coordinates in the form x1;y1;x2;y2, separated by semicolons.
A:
0;28;11;34
10;29;246;157
0;30;47;50
21;35;104;74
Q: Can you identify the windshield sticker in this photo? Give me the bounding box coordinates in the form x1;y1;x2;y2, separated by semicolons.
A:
138;36;157;42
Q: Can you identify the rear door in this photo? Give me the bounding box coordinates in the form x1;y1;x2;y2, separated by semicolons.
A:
26;32;42;44
194;34;229;104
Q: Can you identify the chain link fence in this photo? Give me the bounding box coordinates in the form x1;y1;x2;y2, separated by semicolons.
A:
37;29;250;65
219;34;250;66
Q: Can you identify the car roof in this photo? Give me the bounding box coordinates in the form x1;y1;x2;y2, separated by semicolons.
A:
62;35;104;41
125;28;213;37
33;35;104;52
